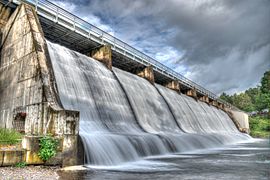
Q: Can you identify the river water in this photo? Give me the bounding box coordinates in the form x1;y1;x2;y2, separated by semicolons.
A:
59;139;269;180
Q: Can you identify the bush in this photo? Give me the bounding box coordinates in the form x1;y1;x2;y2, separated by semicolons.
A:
38;135;59;161
0;128;22;145
249;116;270;138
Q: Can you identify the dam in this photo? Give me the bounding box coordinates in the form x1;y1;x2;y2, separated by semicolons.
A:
0;0;251;167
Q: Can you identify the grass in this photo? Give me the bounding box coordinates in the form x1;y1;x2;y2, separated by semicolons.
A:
249;116;270;138
0;128;22;145
15;162;27;168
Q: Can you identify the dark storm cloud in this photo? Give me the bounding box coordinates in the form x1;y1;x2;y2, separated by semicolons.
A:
52;0;270;94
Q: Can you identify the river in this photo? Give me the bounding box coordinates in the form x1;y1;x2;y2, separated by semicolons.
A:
59;139;269;180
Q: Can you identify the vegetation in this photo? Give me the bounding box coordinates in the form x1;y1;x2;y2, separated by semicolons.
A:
15;162;27;168
38;135;59;161
249;116;270;138
0;128;22;145
220;70;270;113
220;70;270;138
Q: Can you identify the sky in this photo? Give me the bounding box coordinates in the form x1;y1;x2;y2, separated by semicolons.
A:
51;0;270;95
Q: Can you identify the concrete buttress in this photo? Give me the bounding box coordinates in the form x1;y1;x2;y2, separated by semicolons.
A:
136;66;155;84
165;80;180;93
0;4;80;166
90;45;112;70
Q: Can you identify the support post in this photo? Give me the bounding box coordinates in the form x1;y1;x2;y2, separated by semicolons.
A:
0;4;11;29
209;100;218;107
199;95;209;103
217;102;225;110
136;66;155;84
165;80;180;93
186;88;197;100
90;45;112;70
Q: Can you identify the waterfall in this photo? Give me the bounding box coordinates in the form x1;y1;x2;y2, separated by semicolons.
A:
47;41;250;166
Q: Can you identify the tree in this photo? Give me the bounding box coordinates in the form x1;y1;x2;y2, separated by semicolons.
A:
261;70;270;94
255;93;270;111
220;92;233;104
245;87;260;104
232;93;254;112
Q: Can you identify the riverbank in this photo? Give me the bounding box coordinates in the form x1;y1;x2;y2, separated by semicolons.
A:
0;165;60;180
249;116;270;138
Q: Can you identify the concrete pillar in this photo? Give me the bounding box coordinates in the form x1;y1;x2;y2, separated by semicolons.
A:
218;102;225;110
165;80;180;93
22;136;43;165
186;88;197;99
199;95;209;103
136;66;155;84
209;100;218;107
90;45;112;70
0;4;11;29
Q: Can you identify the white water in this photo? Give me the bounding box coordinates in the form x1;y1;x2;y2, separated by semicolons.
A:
47;41;250;166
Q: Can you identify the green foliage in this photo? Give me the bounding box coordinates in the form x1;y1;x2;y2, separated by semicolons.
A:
219;70;270;112
232;93;254;112
245;87;260;104
220;92;233;104
261;70;270;94
249;116;270;138
38;135;59;161
15;162;27;168
0;128;22;145
255;93;270;111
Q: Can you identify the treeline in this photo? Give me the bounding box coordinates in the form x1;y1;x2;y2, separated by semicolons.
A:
220;70;270;112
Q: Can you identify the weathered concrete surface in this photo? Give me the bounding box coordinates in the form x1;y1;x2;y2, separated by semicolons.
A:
136;66;155;84
90;45;112;70
57;165;88;180
0;4;11;29
230;110;250;133
0;4;80;166
209;99;218;107
186;88;197;100
165;80;180;93
0;150;25;166
199;95;209;103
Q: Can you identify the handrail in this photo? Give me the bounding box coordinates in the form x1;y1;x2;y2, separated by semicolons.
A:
12;0;240;111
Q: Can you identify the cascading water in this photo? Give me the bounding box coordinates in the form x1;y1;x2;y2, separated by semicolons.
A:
47;41;250;167
47;41;168;165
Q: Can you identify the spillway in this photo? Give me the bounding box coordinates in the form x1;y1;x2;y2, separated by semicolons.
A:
47;41;250;166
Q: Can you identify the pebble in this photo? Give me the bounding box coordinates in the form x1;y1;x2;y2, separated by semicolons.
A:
0;166;60;180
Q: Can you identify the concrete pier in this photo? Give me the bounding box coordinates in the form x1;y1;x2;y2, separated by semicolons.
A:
165;80;180;93
90;45;112;70
136;66;155;84
186;88;197;100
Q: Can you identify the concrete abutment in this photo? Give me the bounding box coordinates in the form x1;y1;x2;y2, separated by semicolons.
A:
0;3;80;167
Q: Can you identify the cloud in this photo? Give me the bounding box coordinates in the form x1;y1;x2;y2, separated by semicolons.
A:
51;0;270;95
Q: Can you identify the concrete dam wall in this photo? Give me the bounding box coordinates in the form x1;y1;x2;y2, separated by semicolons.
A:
0;3;250;166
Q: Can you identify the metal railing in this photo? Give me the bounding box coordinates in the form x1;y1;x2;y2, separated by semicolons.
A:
12;0;239;110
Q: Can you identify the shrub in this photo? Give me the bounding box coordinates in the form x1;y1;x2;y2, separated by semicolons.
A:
249;116;270;138
38;135;59;161
0;128;22;145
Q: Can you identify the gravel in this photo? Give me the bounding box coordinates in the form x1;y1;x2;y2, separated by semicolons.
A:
0;166;60;180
